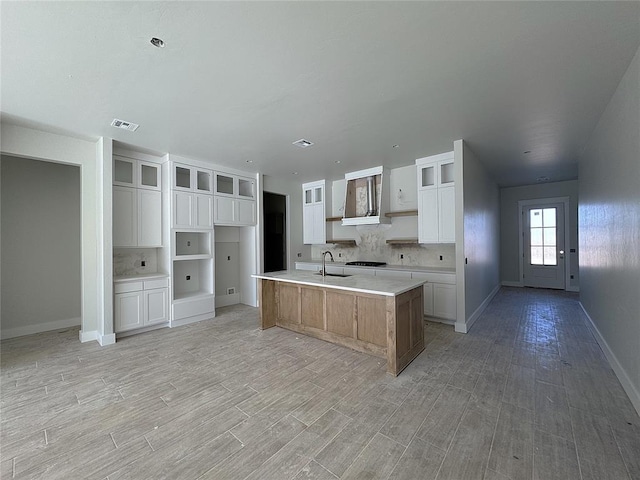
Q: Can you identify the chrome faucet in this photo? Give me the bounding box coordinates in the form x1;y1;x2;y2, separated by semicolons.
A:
321;251;334;277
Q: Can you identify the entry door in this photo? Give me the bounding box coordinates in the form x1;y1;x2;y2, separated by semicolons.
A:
523;203;565;289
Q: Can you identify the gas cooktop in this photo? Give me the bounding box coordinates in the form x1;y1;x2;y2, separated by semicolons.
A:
344;261;387;267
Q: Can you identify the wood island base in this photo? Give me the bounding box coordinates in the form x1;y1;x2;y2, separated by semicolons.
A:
257;278;425;376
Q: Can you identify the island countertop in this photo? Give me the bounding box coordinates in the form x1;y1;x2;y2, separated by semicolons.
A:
252;270;426;297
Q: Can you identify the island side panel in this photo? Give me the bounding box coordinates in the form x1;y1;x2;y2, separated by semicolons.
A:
278;283;300;325
258;279;277;329
390;286;425;375
357;296;387;347
301;287;324;330
326;290;356;338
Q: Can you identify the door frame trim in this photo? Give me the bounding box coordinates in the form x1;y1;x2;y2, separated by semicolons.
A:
517;196;570;290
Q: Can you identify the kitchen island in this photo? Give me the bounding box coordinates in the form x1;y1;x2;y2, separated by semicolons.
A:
252;271;426;376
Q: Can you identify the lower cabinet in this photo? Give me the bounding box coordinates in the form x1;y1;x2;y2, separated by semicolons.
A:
433;283;456;320
114;277;169;333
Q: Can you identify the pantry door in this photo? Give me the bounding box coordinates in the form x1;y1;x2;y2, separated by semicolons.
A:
523;203;566;289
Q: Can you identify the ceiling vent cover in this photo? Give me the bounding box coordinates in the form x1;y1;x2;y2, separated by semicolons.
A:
111;119;139;132
292;139;314;148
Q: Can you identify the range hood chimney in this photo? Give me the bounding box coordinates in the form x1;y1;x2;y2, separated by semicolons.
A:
342;166;389;226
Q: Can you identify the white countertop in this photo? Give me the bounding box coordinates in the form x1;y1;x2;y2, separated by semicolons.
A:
252;270;426;297
114;273;170;283
295;260;455;274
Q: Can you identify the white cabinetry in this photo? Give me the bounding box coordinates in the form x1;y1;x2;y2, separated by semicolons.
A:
113;156;162;248
302;180;326;244
213;173;256;226
114;277;169;333
416;152;455;244
172;164;213;229
411;271;457;321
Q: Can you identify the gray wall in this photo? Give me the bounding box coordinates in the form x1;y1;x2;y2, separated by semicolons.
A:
461;143;501;326
1;156;81;336
500;180;579;289
578;46;640;412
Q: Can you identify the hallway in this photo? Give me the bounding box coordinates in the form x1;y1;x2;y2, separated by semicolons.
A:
1;288;638;479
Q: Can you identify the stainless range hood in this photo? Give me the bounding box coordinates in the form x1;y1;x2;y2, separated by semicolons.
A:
342;166;390;226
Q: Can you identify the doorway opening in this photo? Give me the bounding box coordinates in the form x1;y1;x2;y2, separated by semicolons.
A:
263;192;287;273
518;197;570;290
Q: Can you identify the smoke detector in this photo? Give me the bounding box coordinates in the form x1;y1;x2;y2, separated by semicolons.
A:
292;139;314;148
111;119;139;132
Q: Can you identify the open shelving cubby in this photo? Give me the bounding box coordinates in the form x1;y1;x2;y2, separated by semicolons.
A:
172;259;213;301
174;231;212;258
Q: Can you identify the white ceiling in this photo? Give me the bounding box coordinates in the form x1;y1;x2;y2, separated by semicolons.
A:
2;1;639;186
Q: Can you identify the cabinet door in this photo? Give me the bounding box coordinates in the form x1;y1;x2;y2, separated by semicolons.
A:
113;186;137;247
433;283;456;320
311;203;325;244
113;156;136;187
438;160;455;187
144;288;168;325
173;165;193;191
237;198;256;225
418;188;439;244
138;162;161;191
238;177;255;199
214;196;235;224
138;189;162;247
215;173;236;196
195;194;213;228
173;191;193;228
438;186;455;243
195;169;213;193
114;291;144;332
418;163;436;190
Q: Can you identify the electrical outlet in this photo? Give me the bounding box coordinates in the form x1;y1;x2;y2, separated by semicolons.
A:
297;252;302;258
187;241;191;246
141;261;146;267
338;253;342;257
570;275;574;279
227;287;236;295
186;275;191;281
400;254;404;259
439;255;443;261
227;256;231;261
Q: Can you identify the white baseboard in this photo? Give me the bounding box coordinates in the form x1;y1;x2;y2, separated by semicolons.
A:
579;302;640;416
455;284;501;334
171;312;216;328
566;285;580;292
79;329;97;343
116;323;168;338
501;281;522;288
216;293;240;308
0;317;81;340
98;332;116;346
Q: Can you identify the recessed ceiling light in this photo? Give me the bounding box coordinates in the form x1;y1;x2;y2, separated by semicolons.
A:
537;176;550;182
111;118;139;132
334;160;341;164
292;172;299;175
150;37;165;48
524;150;531;154
245;160;253;163
392;144;400;149
292;139;314;148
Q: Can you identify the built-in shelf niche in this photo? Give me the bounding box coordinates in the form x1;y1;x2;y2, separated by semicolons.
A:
175;232;211;257
385;210;418;218
172;259;213;300
386;238;419;245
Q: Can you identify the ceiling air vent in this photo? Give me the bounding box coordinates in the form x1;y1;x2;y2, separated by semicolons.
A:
292;139;314;148
111;119;139;132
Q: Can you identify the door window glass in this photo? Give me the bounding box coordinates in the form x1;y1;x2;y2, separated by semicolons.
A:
530;208;557;265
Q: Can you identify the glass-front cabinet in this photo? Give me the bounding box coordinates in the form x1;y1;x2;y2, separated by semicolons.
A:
113;155;161;191
173;164;213;193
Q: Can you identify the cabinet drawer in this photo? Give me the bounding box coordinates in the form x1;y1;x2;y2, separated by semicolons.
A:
114;282;143;294
144;278;169;290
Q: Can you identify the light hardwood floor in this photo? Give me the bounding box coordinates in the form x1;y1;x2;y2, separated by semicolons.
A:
1;287;639;479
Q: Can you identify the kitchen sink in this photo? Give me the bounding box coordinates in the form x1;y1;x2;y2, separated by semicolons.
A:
314;272;352;278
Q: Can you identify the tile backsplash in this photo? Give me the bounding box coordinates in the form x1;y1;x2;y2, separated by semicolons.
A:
114;248;159;276
311;224;456;268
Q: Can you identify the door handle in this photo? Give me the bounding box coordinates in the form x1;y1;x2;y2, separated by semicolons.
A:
559;249;565;259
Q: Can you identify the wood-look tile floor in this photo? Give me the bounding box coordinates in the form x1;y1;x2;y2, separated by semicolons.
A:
2;287;639;480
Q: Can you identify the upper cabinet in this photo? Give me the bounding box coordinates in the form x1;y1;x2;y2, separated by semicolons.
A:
114;155;161;191
213;172;256;226
172;164;213;194
416;152;455;244
113;155;163;247
302;179;326;244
